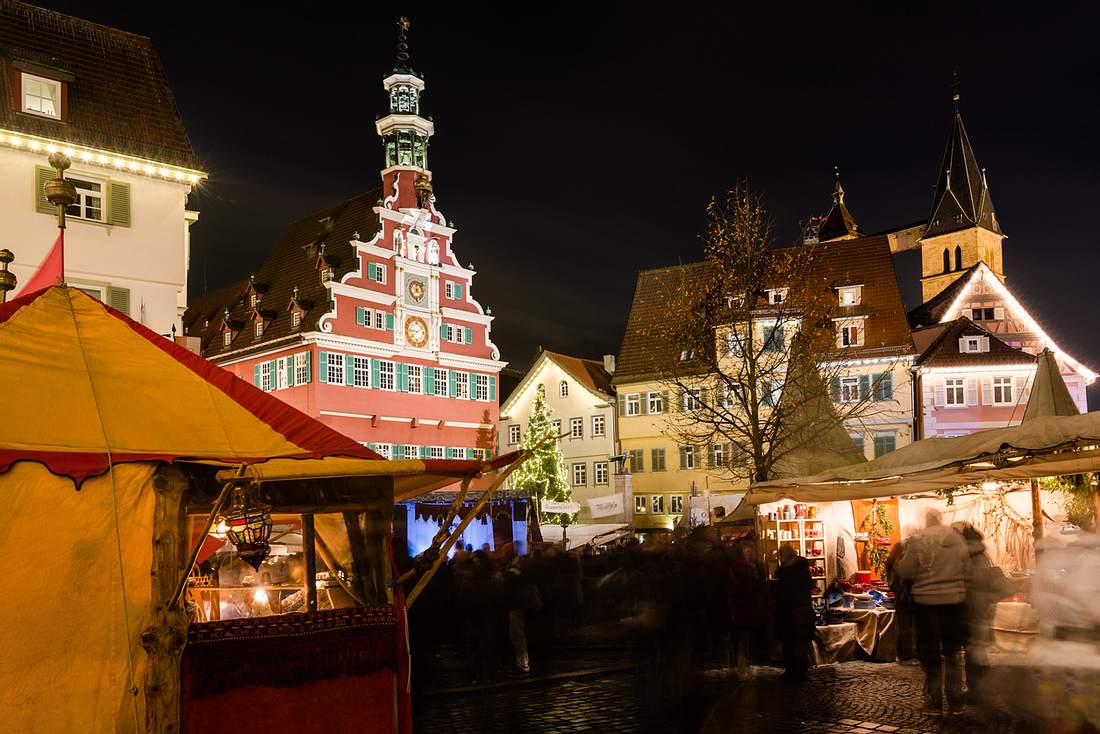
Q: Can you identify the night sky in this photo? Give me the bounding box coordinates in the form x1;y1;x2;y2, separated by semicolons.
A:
40;2;1100;399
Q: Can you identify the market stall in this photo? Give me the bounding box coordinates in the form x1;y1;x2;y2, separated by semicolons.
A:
0;286;525;734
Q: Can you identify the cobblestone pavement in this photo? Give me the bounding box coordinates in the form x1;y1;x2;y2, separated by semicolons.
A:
414;658;1043;734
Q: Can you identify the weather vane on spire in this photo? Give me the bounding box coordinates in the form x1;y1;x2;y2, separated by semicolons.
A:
951;68;961;111
395;17;411;70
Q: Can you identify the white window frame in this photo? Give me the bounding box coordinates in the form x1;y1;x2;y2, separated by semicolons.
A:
651;495;665;514
838;321;863;348
434;368;448;396
838;285;862;306
508;425;521;445
375;443;392;459
635;495;647;513
260;361;273;392
455;371;469;399
992;376;1014;406
291;311;302;329
21;72;61;119
682;389;701;412
249;293;258;308
353;356;370;387
294;352;310;384
254;320;264;338
444;281;455;299
559;381;569;398
572;462;587;486
374;310;384;330
66;172;106;223
711;443;725;467
370;264;387;284
591;415;605;437
326;354;344;384
428;446;445;459
407;364;423;394
670;495;684;514
223;331;232;347
767;288;788;304
625;393;641;416
276;358;288;390
594;461;608;485
378;360;395;391
551;419;561;436
647;391;664;414
569;417;583;440
404;444;417;459
474;374;489;401
963;336;983;353
839;376;860;404
945;378;966;406
681;445;696;470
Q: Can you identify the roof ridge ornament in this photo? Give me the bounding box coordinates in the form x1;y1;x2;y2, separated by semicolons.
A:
395;17;412;72
832;165;845;205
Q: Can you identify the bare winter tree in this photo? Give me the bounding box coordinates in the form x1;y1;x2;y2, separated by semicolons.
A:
642;183;898;483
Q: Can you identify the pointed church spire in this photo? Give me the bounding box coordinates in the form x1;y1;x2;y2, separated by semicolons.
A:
394;17;413;73
817;166;862;242
924;91;1001;239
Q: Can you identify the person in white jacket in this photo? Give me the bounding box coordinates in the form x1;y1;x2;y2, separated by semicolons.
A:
896;509;970;713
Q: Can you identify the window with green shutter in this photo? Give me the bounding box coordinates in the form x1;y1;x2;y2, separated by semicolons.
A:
286;356;295;387
393;444;404;459
425;366;436;395
858;374;871;401
318;352;329;383
107;180;131;227
877;372;894;401
455;283;463;299
396;363;408;392
356;306;367;326
343;354;354;386
370;358;380;388
464;327;472;344
385;312;394;330
107;286;130;315
489;375;497;402
448;370;457;397
253;364;262;388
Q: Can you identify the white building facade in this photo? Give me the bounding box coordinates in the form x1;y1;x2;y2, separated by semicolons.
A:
0;2;203;336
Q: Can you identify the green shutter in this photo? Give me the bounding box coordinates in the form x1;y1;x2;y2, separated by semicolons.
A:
419;446;430;459
385;312;394;330
448;370;457;397
368;263;377;280
464;327;472;344
318;352;328;383
396;362;408;391
829;376;840;401
393;444;404;460
253;364;262;387
466;448;476;460
286;356;295;387
106;286;130;315
370;358;380;388
344;354;354;386
489;375;497;401
34;166;53;214
425;367;436;395
879;372;894;401
859;374;871;401
304;353;312;383
618;397;626;417
106;180;131;227
356;306;366;326
455;283;463;299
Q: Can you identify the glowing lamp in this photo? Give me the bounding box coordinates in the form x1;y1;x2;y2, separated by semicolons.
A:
222;486;273;570
981;480;1000;494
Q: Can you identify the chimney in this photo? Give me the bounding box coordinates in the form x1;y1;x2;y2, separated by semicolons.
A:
603;354;616;374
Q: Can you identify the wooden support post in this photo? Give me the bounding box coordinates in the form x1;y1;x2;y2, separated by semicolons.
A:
170;465;247;609
344;511;376;604
1030;478;1044;542
142;465;189;734
407;455;526;608
303;514;318;613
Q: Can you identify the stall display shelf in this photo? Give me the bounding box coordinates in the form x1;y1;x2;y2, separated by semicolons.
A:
762;515;828;598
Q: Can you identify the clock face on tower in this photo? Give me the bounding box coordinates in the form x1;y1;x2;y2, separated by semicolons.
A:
406;277;426;304
405;315;429;348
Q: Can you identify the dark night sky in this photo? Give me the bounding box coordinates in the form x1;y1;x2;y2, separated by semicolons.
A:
39;2;1100;397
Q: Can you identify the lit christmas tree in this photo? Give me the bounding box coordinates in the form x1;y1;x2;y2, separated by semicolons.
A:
511;384;574;525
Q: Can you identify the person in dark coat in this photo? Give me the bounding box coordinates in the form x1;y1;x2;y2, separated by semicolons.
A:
772;543;814;682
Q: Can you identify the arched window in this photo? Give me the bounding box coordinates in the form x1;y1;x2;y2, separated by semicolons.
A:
943;249;951;274
559;381;569;398
954;245;963;271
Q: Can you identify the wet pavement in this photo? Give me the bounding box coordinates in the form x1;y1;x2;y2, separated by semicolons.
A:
414;654;1043;734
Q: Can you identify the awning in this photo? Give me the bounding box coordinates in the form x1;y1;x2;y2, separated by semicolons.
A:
537;523;629;550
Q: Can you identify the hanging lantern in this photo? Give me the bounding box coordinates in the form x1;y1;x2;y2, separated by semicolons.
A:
223;485;273;570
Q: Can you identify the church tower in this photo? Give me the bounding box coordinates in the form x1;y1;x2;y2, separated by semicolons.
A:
918;97;1005;303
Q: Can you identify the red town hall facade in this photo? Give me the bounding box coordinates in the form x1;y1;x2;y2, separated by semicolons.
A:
185;47;505;462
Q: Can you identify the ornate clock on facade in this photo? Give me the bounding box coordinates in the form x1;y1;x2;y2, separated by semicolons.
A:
406;276;427;304
404;315;429;348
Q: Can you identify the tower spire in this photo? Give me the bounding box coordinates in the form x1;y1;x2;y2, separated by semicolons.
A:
832;165;845;205
924;94;1000;239
395;17;412;73
817;165;861;242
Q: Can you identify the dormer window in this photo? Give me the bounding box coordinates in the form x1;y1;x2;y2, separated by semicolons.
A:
838;285;862;307
223;331;232;347
249;293;258;308
766;288;788;305
291;311;302;329
960;336;990;353
21;73;61;120
254;321;264;338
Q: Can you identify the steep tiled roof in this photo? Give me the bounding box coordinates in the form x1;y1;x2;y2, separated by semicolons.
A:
817;176;862;242
183;189;383;359
914;318;1035;369
0;1;199;169
812;235;916;358
543;350;614;398
613;261;713;383
924;111;1000;239
614;235;914;383
907;263;979;328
